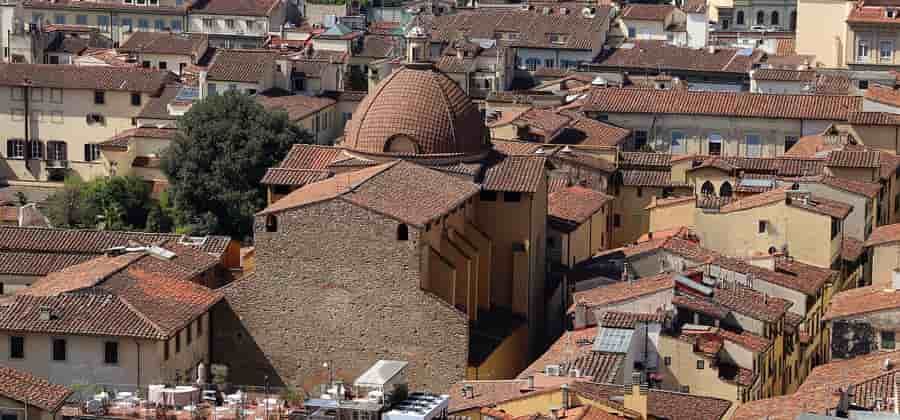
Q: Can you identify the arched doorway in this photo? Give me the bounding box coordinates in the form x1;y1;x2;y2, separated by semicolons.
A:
720;181;733;197
701;181;715;196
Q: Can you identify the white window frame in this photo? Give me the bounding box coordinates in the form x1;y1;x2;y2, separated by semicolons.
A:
6;139;25;159
858;39;871;62
745;133;762;157
880;40;894;62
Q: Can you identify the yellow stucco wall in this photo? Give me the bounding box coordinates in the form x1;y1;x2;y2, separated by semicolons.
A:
467;324;529;380
648;199;696;232
796;0;852;67
872;243;900;288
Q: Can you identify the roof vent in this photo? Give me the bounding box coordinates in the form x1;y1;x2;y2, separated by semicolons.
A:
148;245;176;260
561;145;573;154
534;147;545;155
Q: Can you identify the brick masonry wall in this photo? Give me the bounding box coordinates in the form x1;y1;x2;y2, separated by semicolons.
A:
212;198;469;392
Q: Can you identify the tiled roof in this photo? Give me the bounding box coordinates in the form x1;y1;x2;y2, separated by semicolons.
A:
480;156;547;193
619;152;671;168
775;38;795;55
681;0;706;13
644;196;694;210
881;152;900;180
548;186;613;226
851;370;900;412
672;294;729;319
826;150;881;168
573;382;732;420
430;9;611;51
814;73;852;95
518;327;624;383
279;144;344;170
23;0;184;14
489;107;571;139
865;84;900;107
733;351;900;419
573;273;674;308
0;226;231;256
621;169;688;187
119;32;207;58
0;63;172;92
599;311;667;329
848;111;900;125
554;114;630;147
342;65;487;157
711;286;791;323
866;223;900;247
448;380;532;413
260;168;330;186
814;175;882;198
824;285;900;320
137;83;180;120
751;69;816;82
715;328;772;353
717;187;852;218
206;49;277;83
2;249;222;340
620;4;674;21
583;87;861;120
434;56;476;74
100;127;177;149
592;41;763;74
491;140;546;156
551;150;617;173
256;92;335;121
357;35;398;58
188;0;281;16
259;161;480;227
0;365;72;411
848;3;900;25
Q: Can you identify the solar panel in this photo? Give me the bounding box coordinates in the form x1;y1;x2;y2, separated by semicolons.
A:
593;327;634;353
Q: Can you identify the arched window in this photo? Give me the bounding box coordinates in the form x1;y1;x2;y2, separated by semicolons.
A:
720;181;733;197
701;181;715;196
756;11;765;25
771;11;779;26
397;223;409;241
384;135;418;154
736;11;745;25
265;215;278;232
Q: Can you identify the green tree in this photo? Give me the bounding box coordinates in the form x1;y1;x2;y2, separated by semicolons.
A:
45;175;154;230
162;91;311;240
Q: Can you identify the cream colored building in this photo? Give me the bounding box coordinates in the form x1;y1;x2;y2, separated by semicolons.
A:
0;64;173;182
547;185;612;268
0;247;222;388
0;365;72;420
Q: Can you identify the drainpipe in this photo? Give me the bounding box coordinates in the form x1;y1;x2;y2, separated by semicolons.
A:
136;341;142;389
23;81;30;161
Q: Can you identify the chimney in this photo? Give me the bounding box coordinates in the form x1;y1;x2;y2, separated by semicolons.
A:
38;305;53;321
574;302;587;329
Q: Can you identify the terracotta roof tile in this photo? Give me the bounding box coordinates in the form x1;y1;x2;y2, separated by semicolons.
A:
554;114;630;147
0;365;72;411
851;369;900;412
827;150;882;168
775;38;795;55
584;87;861;120
0;63;171;92
548;185;613;227
591;41;764;74
448;380;532;413
715;328;772;352
518;327;625;383
814;73;852;95
256;93;335;121
599;311;667;329
866;223;900;247
279;144;344;170
573;273;674;308
119;32;207;58
206;49;277;83
620;4;675;21
621;169;688;187
644;196;694;210
848;111;900;125
751;69;816;82
573;382;732;420
824;285;900;320
343;65;487;156
717;187;852;218
188;0;281;16
491;140;547;156
430;9;611;52
711;286;791;323
672;294;729;319
137;83;180;121
480;156;547;193
551;150;617;173
849;3;900;25
882;152;900;180
816;175;882;198
619;152;671;168
260;168;331;186
100;127;177;149
0;226;231;256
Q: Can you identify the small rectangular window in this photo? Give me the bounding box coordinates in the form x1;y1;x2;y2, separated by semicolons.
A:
197;314;203;336
175;332;181;353
131;92;141;106
883;331;896;350
480;190;497;201
158;61;167;70
637;187;643;197
186;323;192;345
681;385;690;393
104;342;118;364
758;220;766;234
52;338;66;361
697;360;704;369
664;356;671;366
9;336;24;359
504;192;522;202
164;339;169;360
6;139;24;159
613;214;621;227
94;90;105;104
84;144;100;161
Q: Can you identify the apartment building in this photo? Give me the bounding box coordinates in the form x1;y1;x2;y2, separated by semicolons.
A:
0;244;222;387
21;0;187;46
846;0;900;70
580;88;862;156
0;64;174;182
118;31;209;74
187;0;286;48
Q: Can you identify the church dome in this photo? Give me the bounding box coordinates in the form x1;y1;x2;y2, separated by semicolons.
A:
342;63;488;157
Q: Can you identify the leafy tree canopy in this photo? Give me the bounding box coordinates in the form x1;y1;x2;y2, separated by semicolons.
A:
46;175;154;230
162;91;311;240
